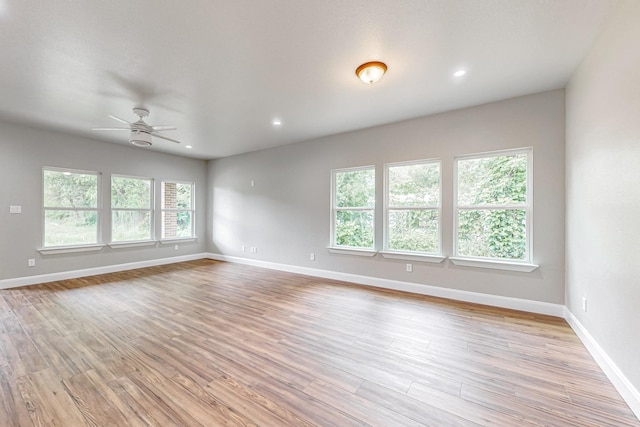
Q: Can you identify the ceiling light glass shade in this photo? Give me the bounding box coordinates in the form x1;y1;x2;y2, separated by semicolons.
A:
130;131;152;147
356;61;387;84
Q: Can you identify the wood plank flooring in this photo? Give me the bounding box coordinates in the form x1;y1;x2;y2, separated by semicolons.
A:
0;259;638;426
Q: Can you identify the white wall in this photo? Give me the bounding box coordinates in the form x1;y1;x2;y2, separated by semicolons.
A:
566;0;640;401
0;121;208;282
208;90;565;304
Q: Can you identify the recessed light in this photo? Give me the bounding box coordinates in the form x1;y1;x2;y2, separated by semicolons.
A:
186;145;193;149
453;69;466;77
272;119;282;126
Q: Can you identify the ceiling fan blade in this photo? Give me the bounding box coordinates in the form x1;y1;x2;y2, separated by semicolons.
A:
151;125;177;131
92;127;130;131
151;132;181;144
108;115;131;125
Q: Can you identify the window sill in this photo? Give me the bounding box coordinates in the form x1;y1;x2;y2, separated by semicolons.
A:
380;251;446;264
449;256;539;272
159;238;197;244
328;247;377;257
108;241;157;249
38;244;105;255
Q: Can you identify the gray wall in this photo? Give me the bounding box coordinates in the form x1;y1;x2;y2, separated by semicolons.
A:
208;90;566;304
0;121;208;280
566;1;640;392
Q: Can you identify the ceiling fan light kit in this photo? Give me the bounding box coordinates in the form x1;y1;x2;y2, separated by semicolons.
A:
92;106;181;147
129;131;153;147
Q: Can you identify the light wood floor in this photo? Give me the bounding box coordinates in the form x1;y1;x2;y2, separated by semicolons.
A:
0;260;638;426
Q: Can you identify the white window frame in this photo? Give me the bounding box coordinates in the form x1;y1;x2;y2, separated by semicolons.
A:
40;167;104;254
110;174;155;245
329;165;376;255
451;147;537;272
381;159;445;263
160;180;196;241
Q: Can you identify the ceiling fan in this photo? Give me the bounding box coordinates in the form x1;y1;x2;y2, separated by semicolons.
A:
92;107;181;147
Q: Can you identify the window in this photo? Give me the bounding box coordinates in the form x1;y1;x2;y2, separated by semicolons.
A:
331;166;375;250
161;181;195;239
43;168;100;247
385;160;441;254
454;148;532;262
111;175;153;243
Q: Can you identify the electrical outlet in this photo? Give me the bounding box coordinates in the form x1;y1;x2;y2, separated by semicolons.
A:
406;263;412;272
250;180;255;187
10;205;22;214
310;253;315;261
174;244;179;251
251;247;257;253
582;297;588;312
241;245;246;252
27;258;35;267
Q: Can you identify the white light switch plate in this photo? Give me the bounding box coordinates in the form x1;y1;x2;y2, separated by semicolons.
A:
10;205;22;214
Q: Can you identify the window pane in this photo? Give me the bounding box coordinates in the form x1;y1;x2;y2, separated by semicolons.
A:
457;209;526;260
162;211;193;238
335;210;374;248
112;177;151;209
335;169;375;208
162;182;193;209
176;183;192;209
388;210;439;253
44;210;97;246
389;163;439;207
44;170;98;208
457;154;527;206
112;211;151;242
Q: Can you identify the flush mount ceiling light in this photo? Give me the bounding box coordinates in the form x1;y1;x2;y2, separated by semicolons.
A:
356;61;387;84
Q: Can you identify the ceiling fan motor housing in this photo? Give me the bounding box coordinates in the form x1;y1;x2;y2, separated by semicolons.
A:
132;107;149;118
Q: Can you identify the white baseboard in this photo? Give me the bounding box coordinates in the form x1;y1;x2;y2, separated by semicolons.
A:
206;253;564;317
564;308;640;419
0;253;209;290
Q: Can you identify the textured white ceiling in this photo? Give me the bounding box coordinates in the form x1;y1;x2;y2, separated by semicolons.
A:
0;1;615;159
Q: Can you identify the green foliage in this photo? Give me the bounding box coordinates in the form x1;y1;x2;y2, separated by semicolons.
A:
176;184;193;209
387;162;440;252
335;169;375;208
457;154;528;260
332;154;528;258
111;177;152;242
176;211;192;236
112;176;151;209
44;210;97;246
336;211;374;248
112;211;151;242
389;162;439;207
458;154;526;206
458;209;526;259
162;212;193;238
388;210;439;253
44;170;97;208
44;171;99;246
334;169;375;248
